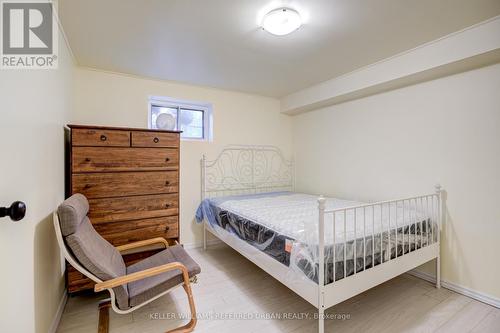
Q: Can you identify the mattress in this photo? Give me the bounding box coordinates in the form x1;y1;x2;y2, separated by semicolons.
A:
196;192;436;285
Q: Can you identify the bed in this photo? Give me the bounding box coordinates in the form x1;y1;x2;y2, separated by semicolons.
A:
196;145;441;333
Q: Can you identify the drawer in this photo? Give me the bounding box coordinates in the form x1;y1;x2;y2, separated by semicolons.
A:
72;171;178;198
72;128;130;147
131;131;179;148
72;147;179;172
66;265;95;293
94;216;179;246
88;194;178;224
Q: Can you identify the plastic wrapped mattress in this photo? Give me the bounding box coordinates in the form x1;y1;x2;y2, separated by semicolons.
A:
196;192;436;285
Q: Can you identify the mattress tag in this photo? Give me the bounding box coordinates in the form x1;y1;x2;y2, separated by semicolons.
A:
285;239;293;253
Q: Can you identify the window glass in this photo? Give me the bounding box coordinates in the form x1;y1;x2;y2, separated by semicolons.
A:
179;108;204;139
149;97;212;141
151;106;178;131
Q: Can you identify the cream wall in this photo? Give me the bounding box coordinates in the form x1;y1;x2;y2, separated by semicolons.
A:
71;68;292;245
292;63;500;299
0;25;74;333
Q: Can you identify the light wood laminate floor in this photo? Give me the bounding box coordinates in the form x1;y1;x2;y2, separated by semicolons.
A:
57;244;500;333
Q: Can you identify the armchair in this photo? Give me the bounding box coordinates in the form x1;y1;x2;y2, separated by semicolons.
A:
54;194;200;333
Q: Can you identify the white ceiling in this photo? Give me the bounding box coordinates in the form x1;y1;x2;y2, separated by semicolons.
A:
59;0;500;97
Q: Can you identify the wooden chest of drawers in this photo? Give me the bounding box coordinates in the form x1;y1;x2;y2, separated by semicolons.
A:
66;125;181;293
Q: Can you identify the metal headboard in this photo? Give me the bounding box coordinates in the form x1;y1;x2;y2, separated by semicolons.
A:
201;145;294;199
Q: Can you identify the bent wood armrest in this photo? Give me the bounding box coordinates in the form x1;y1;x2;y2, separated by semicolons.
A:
94;261;189;292
115;237;169;253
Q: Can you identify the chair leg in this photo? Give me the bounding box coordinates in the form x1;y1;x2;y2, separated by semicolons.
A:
166;281;197;333
98;300;111;333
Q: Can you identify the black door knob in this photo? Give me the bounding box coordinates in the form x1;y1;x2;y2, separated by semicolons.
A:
0;201;26;221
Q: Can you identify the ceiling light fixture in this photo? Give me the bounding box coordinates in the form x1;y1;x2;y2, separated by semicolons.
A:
261;7;302;36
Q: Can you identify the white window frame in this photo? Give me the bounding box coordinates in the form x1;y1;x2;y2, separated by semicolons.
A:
148;96;213;141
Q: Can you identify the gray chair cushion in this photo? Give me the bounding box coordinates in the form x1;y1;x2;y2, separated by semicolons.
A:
127;245;201;307
65;218;129;309
58;194;129;310
58;193;89;236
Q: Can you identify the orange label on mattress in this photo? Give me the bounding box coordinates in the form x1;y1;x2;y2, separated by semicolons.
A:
285;239;293;253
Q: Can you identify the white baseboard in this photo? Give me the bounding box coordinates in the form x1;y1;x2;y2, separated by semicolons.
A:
182;238;222;250
409;269;499;309
48;290;68;333
408;269;438;285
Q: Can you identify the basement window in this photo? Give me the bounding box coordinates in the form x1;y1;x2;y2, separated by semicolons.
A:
148;96;213;141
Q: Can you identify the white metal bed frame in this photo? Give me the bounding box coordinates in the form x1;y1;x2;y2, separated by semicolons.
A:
201;145;441;333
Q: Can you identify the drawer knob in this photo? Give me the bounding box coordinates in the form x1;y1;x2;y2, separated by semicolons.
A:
165;203;170;208
165;157;170;162
165;226;170;232
153;137;159;143
85;158;91;162
100;135;107;142
165;181;170;186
